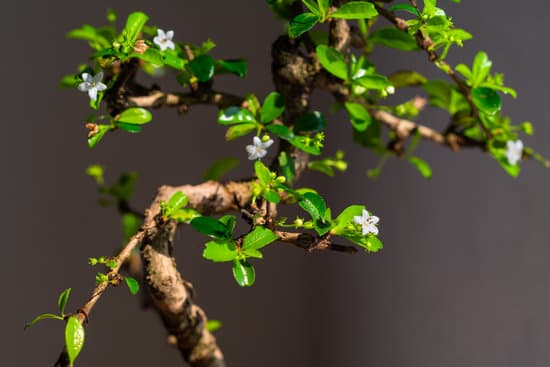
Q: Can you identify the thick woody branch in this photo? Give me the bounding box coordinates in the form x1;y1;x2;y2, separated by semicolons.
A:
54;180;252;367
138;180;253;367
370;110;483;151
128;89;245;112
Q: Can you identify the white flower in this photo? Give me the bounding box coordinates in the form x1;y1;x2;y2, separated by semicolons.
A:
78;72;107;101
386;86;395;94
153;29;175;51
246;136;274;160
353;209;380;236
506;139;523;165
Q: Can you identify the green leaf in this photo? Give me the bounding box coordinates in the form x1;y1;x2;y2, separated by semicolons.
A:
206;320;223;332
24;313;63;330
354;75;392;90
254;160;273;186
317;0;331;18
345;102;372;132
242;227;278;251
408;156;432;179
298;192;327;222
242;248;263;259
121;12;149;46
117;108;152;125
85;164;104;185
423;80;469;115
191;216;233;240
219;215;237;233
168;207;198;223
218;107;257;125
203;158;239;181
388;70;427;87
331;205;365;235
263;189;281;203
59;74;81;88
65;316;85;365
340;232;383;252
121;212;141;243
331;1;378;19
124;277;140;295
203;240;239;262
261;92;285;123
489;144;520;177
278;151;296;184
472;87;501;115
88;125;111;149
162;51;186;70
57;288;71;316
226;123;258;141
316;45;348;80
168;191;189;210
188;54;216;82
288;12;320;38
245;94;261;116
134;47;163;65
389;3;420;15
472;51;492;86
267;124;294;140
369;27;419;51
232;259;256;287
294;111;326;133
302;0;321;15
116;122;142;133
291;135;324;155
217;59;248;78
67;25;111;50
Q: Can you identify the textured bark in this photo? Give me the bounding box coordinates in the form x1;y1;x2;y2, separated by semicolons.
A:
139;181;253;367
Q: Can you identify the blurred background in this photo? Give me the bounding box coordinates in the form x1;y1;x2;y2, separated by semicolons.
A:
3;1;550;366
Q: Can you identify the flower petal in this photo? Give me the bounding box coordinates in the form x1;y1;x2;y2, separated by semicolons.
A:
353;215;362;225
93;71;104;82
252;136;262;146
96;82;107;91
368;225;379;236
166;30;174;40
370;216;380;225
88;88;98;101
262;139;274;148
157;29;166;38
81;73;90;82
165;40;175;50
78;82;89;92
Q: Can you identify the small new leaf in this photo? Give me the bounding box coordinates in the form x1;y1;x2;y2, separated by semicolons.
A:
206;320;223;332
203;157;239;181
408;156;432;179
57;288;71;316
124;277;140;295
232;259;256;287
65;316;85;365
24;314;63;330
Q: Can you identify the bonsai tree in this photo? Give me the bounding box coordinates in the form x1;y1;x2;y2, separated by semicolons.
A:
25;1;546;366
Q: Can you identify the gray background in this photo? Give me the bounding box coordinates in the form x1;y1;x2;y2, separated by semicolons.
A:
3;1;550;366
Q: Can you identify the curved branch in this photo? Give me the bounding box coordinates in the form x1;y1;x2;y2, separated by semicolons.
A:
128;90;245;111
